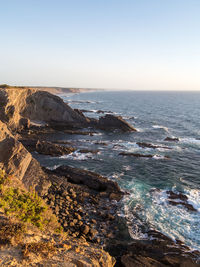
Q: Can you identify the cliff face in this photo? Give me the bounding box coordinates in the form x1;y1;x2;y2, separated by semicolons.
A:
0;120;50;195
0;88;88;131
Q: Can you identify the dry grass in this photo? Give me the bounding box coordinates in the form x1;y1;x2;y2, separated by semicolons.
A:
22;241;56;258
0;221;26;245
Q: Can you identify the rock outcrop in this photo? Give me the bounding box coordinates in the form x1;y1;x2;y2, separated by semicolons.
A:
98;114;137;132
50;165;124;198
36;140;75;156
0;120;50;195
0;88;89;131
0;88;137;133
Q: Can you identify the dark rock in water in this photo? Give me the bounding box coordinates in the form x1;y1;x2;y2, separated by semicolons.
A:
36;140;75;156
119;152;153;158
98;114;137;132
136;142;171;150
168;200;197;212
167;190;188;201
164;137;179;142
119;152;170;159
49;165;124;198
167;191;197;212
97;110;113;114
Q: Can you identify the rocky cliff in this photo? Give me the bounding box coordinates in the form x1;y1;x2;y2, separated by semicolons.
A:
0;88;89;131
0;120;50;195
0;121;115;266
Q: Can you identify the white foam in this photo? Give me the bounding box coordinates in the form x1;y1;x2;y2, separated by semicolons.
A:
30;120;47;127
184;188;200;212
152;125;169;133
59;151;94;160
46;164;61;170
153;154;167;160
148;188;200;250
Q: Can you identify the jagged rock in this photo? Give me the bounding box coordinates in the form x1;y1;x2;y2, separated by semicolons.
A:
97;114;137;132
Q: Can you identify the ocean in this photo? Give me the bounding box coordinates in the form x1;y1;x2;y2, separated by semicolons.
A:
34;90;200;250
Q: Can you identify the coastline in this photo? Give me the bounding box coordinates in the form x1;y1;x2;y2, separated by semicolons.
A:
0;87;199;266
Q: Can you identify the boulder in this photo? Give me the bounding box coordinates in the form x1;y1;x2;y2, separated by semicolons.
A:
98;115;137;132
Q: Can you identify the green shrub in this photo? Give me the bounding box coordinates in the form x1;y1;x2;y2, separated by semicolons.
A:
1;188;47;228
0;168;61;232
0;169;47;229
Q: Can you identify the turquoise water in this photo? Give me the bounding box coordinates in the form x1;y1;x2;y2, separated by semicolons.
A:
36;91;200;250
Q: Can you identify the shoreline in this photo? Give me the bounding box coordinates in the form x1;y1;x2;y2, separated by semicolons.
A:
0;87;199;266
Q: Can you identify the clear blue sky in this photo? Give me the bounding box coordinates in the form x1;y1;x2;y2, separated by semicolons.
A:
1;0;200;90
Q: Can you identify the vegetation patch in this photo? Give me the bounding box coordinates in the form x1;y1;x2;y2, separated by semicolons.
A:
0;84;26;89
0;169;60;231
22;241;56;258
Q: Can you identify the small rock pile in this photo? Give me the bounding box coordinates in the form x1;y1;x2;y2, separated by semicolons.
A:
44;182;118;244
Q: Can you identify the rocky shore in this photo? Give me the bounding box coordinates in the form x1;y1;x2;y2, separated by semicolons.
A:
0;87;199;266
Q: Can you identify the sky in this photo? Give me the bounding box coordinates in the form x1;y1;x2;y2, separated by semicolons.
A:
0;0;200;90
